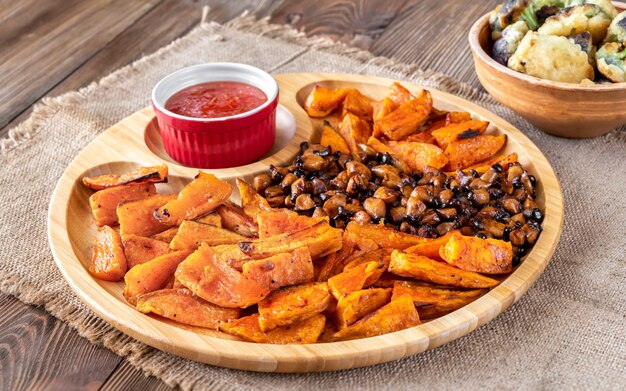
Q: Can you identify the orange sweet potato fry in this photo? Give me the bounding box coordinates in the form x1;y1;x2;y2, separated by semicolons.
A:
82;164;168;190
238;221;343;260
385;141;448;174
257;210;327;239
320;124;351;155
136;288;241;329
124;250;192;305
195;212;222;227
388;82;414;106
117;194;176;237
391;281;487;319
439;233;513;274
341;89;373;121
376;90;432;140
154;172;232;225
151;227;179;244
388;250;499;288
444;135;506;171
332;294;420;341
122;234;171;267
327;261;386;300
258;282;331;331
432;120;489;149
304;85;352;117
216;204;258;237
169;221;249;251
404;230;459;261
339;112;372;157
465;153;519;173
219;313;326;344
316;229;379;281
345;221;432;250
342;248;392;271
445;111;472;125
89;225;127;281
237;179;272;220
335;288;392;329
89;183;156;226
242;248;314;290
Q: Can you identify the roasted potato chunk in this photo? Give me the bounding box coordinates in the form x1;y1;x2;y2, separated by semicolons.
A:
122;234;171;267
439;233;513;274
89;183;156;226
117;193;176;237
327;261;386;300
258;282;331;331
385;140;448;174
89;225;127;281
320;124;351;155
444;135;506;171
136;288;241;329
82;164;168;190
169;221;249;251
335;288;392;329
389;250;499;288
154;172;231;225
242;248;314;290
220;313;326;344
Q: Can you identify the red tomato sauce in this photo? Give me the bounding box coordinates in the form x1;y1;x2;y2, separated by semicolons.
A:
165;81;268;118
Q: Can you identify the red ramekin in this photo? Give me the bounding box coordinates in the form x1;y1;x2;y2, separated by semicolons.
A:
151;63;279;168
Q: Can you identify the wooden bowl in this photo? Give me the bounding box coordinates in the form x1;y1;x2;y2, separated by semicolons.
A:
468;2;626;138
48;73;564;372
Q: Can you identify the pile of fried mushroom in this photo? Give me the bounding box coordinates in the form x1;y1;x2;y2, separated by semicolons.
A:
490;0;626;83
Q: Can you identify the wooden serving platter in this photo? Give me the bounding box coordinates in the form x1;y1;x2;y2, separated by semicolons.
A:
47;73;564;372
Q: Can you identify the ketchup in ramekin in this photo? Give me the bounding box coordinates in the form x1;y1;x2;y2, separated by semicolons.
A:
152;63;278;169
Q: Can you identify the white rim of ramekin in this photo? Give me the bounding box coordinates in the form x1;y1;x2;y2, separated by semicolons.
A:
151;62;279;122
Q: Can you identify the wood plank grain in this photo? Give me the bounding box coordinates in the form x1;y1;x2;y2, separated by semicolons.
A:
100;360;175;391
0;294;122;391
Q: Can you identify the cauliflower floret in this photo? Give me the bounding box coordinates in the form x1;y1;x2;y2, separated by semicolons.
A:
568;0;618;19
508;31;595;83
604;11;626;43
596;42;626;82
493;21;531;65
568;31;596;66
537;4;612;44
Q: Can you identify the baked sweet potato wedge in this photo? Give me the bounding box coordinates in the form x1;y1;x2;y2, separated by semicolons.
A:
465;153;519;173
431;120;489;149
391;280;487;319
327;260;386;300
258;282;331;331
304;85;352;117
216;204;258;237
150;227;179;244
388;250;499;288
122;233;171;267
376;90;432;140
169;221;249;251
117;193;177;237
335;288;392;329
123;250;192;305
257;210;327;239
385;140;448;174
242;247;314;290
320;124;351;155
341;89;373;121
154;172;231;225
89;225;128;281
82;164;168;190
404;230;459;261
332;294;420;341
339;112;372;157
316;229;379;281
445;111;472;125
219;313;326;344
439;233;513;274
237;178;272;220
195;212;222;227
345;221;432;250
89;183;156;226
444;135;506;171
136;288;241;329
342;248;392;271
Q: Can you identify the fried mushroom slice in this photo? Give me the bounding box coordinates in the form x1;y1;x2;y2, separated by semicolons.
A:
492;21;530;65
508;31;595;83
596;42;626;83
490;0;529;40
537;4;612;44
604;11;626;43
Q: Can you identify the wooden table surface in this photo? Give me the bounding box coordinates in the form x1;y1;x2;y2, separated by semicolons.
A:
0;0;498;389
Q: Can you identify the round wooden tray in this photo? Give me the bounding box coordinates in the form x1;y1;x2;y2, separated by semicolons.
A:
48;73;564;372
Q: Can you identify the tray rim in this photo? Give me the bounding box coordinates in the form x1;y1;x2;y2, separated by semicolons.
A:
47;72;564;372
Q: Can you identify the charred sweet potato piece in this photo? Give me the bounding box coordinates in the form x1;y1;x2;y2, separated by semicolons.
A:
136;288;241;329
117;193;176;237
169;221;248;251
89;225;127;281
304;85;352;117
258;282;331;331
389;250;499;288
242;248;314;290
445;111;472;125
151;227;179;244
465;153;519;173
376;90;432;140
195;212;222;227
257;210;327;239
439;233;513;274
219;313;326;344
345;221;432;250
404;119;443;143
154;172;231;225
216;204;258;237
327;261;386;300
238;221;343;260
431;120;489;149
320;124;351;155
122;234;171;268
385;141;448;174
391;281;487;319
333;294;420;341
341;89;373;121
342;248;392;271
388;82;414;106
82;164;168;190
335;288;392;329
89;183;156;226
124;250;192;305
339;112;372;157
237;179;272;220
444;135;506;171
316;229;379;281
404;230;459;261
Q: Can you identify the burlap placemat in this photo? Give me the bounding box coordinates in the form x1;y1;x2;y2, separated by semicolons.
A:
1;12;624;391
